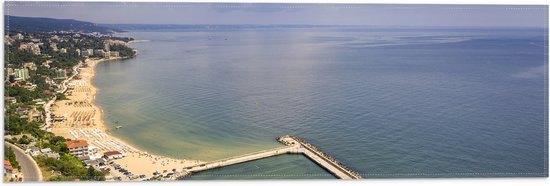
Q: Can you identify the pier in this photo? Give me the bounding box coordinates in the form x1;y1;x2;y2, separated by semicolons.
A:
180;135;363;179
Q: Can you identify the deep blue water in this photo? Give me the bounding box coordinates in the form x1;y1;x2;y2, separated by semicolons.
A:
94;27;548;178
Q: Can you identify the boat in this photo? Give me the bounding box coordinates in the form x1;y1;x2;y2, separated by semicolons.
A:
116;125;123;129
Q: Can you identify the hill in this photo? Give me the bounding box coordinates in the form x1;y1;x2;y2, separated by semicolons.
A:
4;15;123;34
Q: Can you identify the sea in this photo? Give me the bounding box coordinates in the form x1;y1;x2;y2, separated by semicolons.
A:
93;26;548;179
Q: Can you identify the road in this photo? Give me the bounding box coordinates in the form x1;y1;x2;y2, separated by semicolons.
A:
5;143;43;182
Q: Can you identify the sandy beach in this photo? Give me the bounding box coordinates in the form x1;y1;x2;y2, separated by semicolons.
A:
50;56;204;179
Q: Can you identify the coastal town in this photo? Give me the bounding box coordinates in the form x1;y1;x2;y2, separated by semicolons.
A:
2;16;368;182
3;30;204;181
1;28;364;181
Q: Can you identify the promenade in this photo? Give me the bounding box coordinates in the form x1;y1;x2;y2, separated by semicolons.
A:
42;60;82;131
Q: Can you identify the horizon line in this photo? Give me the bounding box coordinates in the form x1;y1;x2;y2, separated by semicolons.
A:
5;14;548;29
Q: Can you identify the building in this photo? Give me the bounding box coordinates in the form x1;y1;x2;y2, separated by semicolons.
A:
60;48;67;53
103;51;111;59
75;48;81;56
86;145;102;160
21;107;43;122
46;152;60;159
15;107;29;115
104;39;128;47
103;151;125;160
84;158;107;170
104;43;110;51
14;68;30;81
6;68;14;81
23;62;37;71
6;97;17;104
81;49;89;57
40;148;52;154
33;98;46;105
81;49;94;57
13;33;24;40
87;49;95;56
27;147;41;156
40;148;60;159
65;140;89;159
4;35;14;45
95;49;117;59
95;49;105;57
22;83;37;91
50;43;58;51
44;77;55;85
31;44;41;55
55;69;67;79
4;160;20;181
6;67;14;76
110;51;119;58
42;60;52;68
18;43;41;55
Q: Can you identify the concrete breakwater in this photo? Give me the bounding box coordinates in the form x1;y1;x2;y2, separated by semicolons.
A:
179;135;363;179
278;135;363;179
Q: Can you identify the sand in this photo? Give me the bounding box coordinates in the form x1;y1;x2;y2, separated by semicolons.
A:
50;57;205;180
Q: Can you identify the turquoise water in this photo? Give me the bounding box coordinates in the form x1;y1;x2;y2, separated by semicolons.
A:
94;27;548;178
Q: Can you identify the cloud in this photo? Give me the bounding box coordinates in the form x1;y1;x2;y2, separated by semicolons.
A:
3;2;548;26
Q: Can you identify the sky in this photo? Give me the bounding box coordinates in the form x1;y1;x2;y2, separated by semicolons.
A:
3;2;548;27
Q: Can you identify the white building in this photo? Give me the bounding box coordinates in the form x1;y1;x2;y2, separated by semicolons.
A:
104;151;125;160
14;68;30;81
65;140;89;159
110;51;119;58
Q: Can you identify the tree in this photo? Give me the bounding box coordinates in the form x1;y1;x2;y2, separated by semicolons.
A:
87;167;106;181
58;143;69;154
18;136;30;144
56;93;68;100
17;138;31;145
50;136;67;145
4;146;21;170
37;154;106;181
109;44;135;57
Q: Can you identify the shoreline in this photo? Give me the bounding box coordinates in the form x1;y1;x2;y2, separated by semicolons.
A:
50;54;205;180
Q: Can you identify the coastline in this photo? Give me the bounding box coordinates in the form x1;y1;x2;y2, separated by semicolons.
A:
50;54;205;180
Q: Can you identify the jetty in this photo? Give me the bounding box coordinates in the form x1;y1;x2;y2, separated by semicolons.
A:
180;135;363;179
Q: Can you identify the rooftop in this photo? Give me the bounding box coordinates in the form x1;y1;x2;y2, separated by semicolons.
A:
104;151;122;156
65;139;89;148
